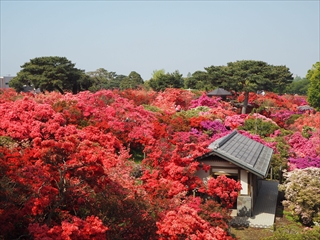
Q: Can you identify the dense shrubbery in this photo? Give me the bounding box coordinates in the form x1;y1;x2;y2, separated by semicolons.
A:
0;88;319;239
239;117;279;137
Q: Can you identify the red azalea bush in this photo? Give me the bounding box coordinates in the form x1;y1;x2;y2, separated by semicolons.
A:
289;112;320;132
151;88;196;113
156;203;232;240
28;216;108;240
224;114;247;129
254;92;298;111
1;89;243;239
118;88;157;106
207;175;242;209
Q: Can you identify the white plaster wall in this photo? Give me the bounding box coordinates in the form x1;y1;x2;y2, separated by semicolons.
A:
240;170;248;195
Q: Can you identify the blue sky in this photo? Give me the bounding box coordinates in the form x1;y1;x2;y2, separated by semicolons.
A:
1;1;319;80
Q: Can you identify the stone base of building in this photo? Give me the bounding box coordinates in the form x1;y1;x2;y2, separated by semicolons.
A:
237;196;252;217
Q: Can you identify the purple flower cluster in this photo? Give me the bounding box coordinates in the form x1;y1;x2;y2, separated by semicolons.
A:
201;120;227;134
289;157;320;169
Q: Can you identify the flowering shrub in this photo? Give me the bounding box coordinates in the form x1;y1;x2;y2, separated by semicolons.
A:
1;87;318;238
288;157;320;170
207;175;242;209
28;216;108;240
200;119;228;137
286;130;320;159
224;114;247;129
239;117;279;137
189;94;222;109
289;112;320;132
254;92;298;111
270;110;296;128
151;88;196;113
280;168;320;225
156;203;232;240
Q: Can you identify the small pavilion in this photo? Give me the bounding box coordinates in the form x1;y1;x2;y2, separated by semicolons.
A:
196;130;274;218
207;88;232;100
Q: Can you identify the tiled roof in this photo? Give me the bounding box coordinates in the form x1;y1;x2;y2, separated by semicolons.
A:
207;88;232;96
207;130;273;178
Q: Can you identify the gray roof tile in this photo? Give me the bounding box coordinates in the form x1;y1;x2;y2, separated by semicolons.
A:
207;130;273;178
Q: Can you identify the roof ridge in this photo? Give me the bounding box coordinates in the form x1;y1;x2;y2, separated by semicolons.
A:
253;145;265;168
217;130;238;148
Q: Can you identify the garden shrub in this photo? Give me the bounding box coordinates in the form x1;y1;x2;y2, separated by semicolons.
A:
279;168;320;226
239;118;279;137
285;114;301;127
181;106;212;118
301;126;316;139
142;104;162;113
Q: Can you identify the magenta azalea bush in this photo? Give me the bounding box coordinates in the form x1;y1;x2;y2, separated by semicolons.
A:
288;157;320;170
201;120;228;135
189;94;222;109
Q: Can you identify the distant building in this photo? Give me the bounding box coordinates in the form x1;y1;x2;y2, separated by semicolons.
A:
0;76;14;89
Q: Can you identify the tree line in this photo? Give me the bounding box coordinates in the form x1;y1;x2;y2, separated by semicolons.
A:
8;56;320;110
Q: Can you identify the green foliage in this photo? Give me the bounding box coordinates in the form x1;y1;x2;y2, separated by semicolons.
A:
151;69;165;80
269;65;295;94
142;104;162;113
148;70;184;91
205;60;293;94
307;62;320;111
184;70;214;91
285;114;301;126
204;60;293;113
86;68;122;91
266;130;292;181
120;71;144;90
264;225;320;240
285;76;310;95
9;56;91;94
301;126;316;139
0;136;14;147
238;118;279;137
130;145;145;163
181;106;212;118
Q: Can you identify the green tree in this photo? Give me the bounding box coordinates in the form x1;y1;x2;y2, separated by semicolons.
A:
205;60;293;113
86;68;119;91
269;65;294;94
307;62;320;111
149;70;184;91
9;56;91;94
151;69;165;80
184;70;212;90
285;76;310;95
119;71;144;90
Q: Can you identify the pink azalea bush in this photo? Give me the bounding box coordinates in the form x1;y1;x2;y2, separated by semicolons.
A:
280;168;320;225
286;130;320;159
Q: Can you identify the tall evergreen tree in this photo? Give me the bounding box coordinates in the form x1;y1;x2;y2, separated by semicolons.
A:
9;56;91;94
